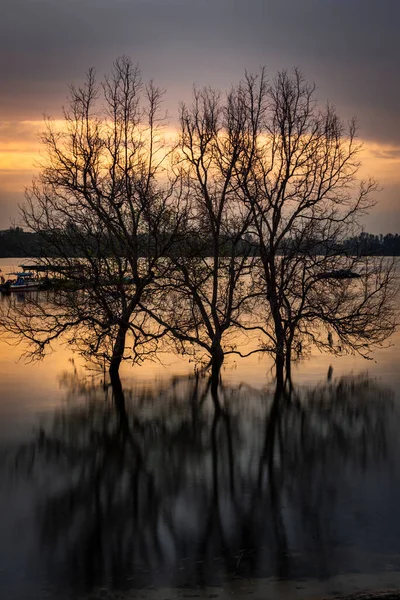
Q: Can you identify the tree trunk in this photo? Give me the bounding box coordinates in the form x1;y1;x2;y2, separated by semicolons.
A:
210;337;224;372
210;362;222;413
210;339;223;412
285;348;292;389
109;322;129;377
109;369;130;437
274;316;285;392
275;352;285;392
284;328;296;389
265;264;285;392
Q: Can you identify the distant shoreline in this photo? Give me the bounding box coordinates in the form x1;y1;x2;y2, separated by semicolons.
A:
1;228;400;259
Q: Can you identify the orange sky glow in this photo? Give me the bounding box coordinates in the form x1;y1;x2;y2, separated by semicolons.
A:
1;119;399;232
1;0;399;232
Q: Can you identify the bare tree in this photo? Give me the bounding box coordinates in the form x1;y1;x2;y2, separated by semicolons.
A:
1;57;184;376
146;86;257;371
1;65;397;384
233;68;398;386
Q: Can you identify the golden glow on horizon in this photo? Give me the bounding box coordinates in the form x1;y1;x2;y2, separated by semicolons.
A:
1;119;400;219
0;309;399;390
359;142;400;184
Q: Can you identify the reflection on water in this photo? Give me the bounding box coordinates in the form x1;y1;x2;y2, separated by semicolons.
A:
2;258;400;598
2;367;400;599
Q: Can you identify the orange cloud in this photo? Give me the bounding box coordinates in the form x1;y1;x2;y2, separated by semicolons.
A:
0;121;42;194
359;141;400;185
0;120;399;220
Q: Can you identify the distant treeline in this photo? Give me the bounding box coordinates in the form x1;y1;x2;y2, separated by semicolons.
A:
0;227;255;258
1;227;400;258
0;227;42;258
344;232;400;256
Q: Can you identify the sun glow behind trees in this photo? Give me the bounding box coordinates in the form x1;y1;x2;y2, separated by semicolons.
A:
1;124;400;231
0;59;398;387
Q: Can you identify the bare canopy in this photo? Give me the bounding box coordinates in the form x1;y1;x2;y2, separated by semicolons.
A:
0;62;397;383
231;68;398;385
1;57;185;375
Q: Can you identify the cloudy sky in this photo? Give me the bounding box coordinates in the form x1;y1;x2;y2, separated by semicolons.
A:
1;0;399;231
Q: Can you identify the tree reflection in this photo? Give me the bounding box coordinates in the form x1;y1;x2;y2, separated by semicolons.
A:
14;367;395;594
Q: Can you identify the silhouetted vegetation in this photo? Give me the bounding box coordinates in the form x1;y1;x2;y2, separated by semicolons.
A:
0;227;43;258
0;61;398;382
345;232;400;256
3;227;400;259
0;58;186;375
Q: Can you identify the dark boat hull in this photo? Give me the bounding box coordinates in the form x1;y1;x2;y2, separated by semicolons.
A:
9;283;41;292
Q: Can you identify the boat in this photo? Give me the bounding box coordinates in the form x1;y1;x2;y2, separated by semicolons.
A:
317;269;361;280
6;272;42;292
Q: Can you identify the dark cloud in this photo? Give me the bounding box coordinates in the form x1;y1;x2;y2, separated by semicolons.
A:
0;0;399;229
0;0;399;142
372;148;400;161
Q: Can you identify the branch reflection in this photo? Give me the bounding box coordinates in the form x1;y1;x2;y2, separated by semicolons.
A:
14;367;395;594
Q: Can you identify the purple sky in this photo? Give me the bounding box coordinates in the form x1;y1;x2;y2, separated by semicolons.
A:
1;0;399;232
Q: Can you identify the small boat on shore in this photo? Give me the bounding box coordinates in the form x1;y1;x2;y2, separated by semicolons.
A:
2;272;42;292
317;268;361;280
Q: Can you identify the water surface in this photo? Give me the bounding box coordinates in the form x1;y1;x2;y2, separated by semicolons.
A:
1;257;400;600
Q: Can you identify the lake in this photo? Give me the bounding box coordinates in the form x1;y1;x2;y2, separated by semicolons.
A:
1;257;400;600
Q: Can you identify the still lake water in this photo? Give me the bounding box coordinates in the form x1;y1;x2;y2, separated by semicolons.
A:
1;257;400;600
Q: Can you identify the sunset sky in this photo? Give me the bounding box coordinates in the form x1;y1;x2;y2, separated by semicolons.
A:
1;0;399;232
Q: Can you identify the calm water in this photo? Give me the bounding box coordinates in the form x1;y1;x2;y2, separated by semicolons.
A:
1;257;400;600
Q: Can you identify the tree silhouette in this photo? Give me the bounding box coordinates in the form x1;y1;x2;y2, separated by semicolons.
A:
145;85;258;371
0;64;397;383
232;69;398;385
1;57;185;375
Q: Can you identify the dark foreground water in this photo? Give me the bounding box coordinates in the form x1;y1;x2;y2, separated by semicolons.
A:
1;260;400;600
